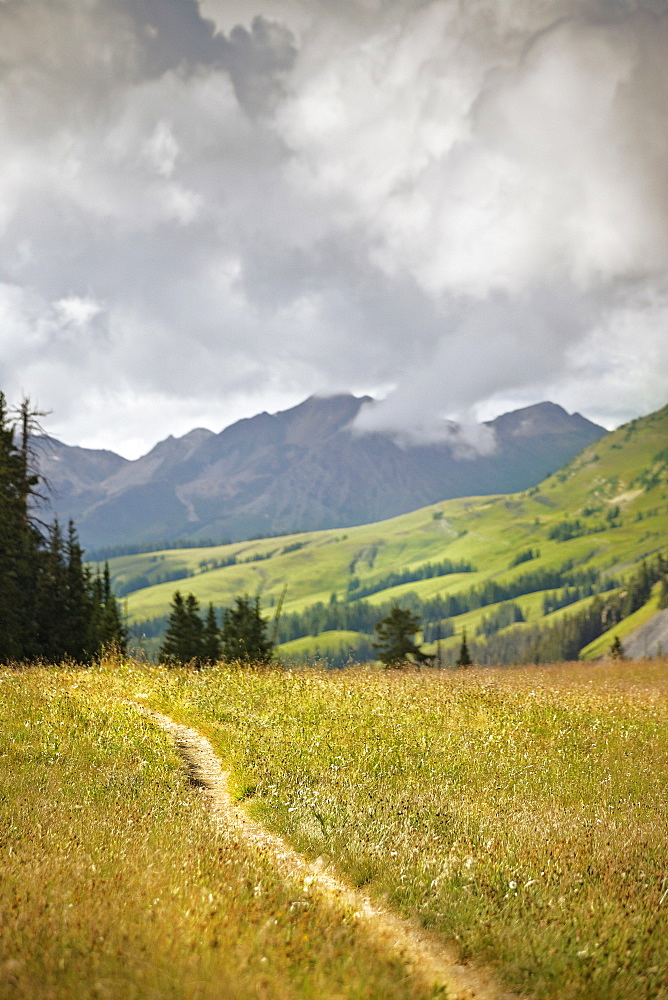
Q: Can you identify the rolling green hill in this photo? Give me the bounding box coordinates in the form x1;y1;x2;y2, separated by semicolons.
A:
112;402;668;664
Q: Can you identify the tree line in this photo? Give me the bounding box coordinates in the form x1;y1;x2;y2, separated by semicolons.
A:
133;557;624;655
274;560;618;645
0;393;126;663
345;557;475;601
142;551;666;670
457;555;667;666
158;593;273;668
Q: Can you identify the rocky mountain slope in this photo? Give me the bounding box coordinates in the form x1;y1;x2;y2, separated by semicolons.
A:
36;394;606;551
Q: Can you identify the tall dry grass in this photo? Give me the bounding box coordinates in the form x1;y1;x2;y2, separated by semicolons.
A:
136;656;668;1000
0;665;441;1000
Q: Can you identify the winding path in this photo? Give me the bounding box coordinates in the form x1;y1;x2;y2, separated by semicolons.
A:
136;704;522;1000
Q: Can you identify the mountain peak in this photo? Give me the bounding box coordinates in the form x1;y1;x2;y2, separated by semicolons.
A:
37;394;611;548
489;402;603;439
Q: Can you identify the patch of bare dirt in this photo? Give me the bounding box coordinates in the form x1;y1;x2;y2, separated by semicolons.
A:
136;704;523;1000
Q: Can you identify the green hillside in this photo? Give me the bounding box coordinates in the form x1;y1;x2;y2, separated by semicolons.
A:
111;403;668;663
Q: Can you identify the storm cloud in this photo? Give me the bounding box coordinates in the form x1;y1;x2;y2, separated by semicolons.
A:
0;0;666;455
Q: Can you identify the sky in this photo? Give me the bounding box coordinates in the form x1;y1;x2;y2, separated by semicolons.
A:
1;0;667;458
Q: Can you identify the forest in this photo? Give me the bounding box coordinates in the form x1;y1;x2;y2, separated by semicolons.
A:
0;393;126;663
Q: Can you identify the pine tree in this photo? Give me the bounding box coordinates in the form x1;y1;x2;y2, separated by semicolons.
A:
63;522;91;661
610;634;625;660
184;593;204;663
372;606;429;668
202;603;221;664
221;595;273;665
456;628;472;668
34;521;68;659
0;392;42;660
159;592;190;665
159;591;205;666
0;390;127;664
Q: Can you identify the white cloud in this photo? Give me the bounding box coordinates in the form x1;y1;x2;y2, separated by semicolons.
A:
54;296;104;329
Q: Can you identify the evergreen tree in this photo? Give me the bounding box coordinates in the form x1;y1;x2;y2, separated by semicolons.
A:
372;606;429;668
0;392;41;660
184;593;204;663
86;572;106;657
159;591;206;666
610;634;625;660
221;595;273;665
63;522;91;661
202;603;221;664
86;562;127;657
34;521;68;659
456;628;473;668
0;391;126;664
159;592;191;665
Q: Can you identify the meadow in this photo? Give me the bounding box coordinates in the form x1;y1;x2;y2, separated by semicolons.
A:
0;666;442;1000
2;655;667;999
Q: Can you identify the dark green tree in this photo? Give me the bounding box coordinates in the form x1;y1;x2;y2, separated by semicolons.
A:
373;606;429;668
456;628;472;668
159;591;204;666
221;595;273;665
202;603;221;664
34;521;68;659
101;576;128;653
0;392;126;664
64;521;91;661
184;593;204;662
609;634;625;660
0;392;42;660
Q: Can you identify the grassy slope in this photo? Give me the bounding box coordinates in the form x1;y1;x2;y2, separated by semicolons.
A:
581;581;664;659
280;630;371;657
135;656;668;1000
113;404;668;657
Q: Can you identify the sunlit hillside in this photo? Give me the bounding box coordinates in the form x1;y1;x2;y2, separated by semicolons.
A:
109;403;668;663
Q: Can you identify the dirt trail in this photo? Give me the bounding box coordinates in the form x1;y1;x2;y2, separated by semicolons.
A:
136;705;522;1000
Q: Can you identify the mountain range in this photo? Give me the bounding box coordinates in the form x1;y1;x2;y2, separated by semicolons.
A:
36;394;606;552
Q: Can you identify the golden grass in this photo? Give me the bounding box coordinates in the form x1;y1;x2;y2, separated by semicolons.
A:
129;656;668;1000
0;665;444;1000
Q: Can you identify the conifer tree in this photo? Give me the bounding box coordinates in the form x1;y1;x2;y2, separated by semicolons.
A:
0;391;126;664
159;591;206;666
34;521;68;659
159;592;190;665
456;628;472;668
64;522;90;661
202;603;221;664
610;634;625;660
221;595;273;665
184;593;205;663
372;606;429;668
0;392;41;659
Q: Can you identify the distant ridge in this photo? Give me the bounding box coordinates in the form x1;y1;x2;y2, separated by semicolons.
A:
36;394;606;551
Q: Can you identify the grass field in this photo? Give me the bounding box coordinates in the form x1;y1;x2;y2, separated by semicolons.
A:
3;656;666;999
0;666;445;1000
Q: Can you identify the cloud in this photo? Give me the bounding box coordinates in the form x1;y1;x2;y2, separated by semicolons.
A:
0;0;666;456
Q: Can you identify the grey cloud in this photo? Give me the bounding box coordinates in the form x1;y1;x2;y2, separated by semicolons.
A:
127;0;228;78
225;17;298;116
0;0;666;457
129;2;299;116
